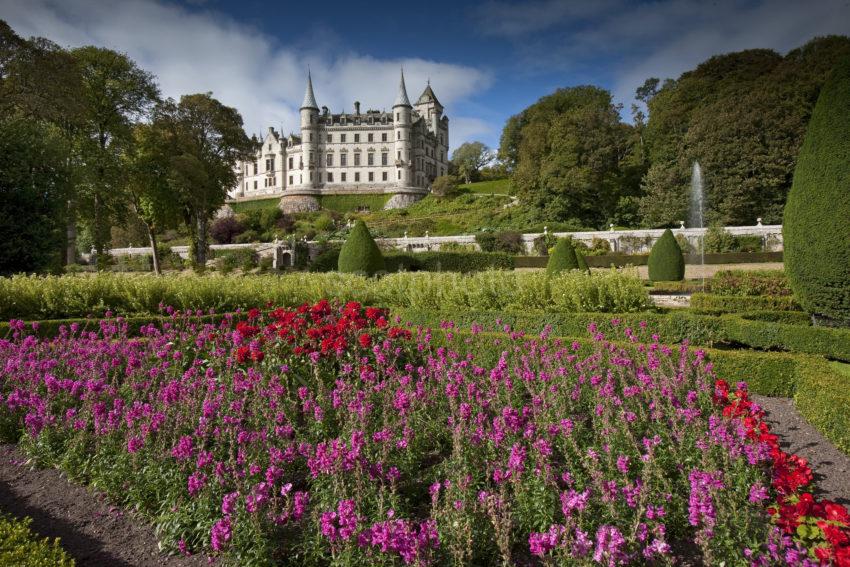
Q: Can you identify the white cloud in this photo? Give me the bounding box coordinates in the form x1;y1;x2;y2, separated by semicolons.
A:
448;117;496;151
0;0;492;148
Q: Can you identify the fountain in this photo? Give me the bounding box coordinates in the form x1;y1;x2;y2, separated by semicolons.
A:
689;161;706;284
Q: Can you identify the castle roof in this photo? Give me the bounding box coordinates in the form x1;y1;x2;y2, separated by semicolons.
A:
301;70;319;110
416;83;442;109
393;68;411;108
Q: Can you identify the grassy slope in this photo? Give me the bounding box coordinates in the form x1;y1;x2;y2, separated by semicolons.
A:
229;198;280;213
458;178;512;195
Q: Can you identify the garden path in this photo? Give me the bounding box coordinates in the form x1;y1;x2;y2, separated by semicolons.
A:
0;444;209;567
753;395;850;506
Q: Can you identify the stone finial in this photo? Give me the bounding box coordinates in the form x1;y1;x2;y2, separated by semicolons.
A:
425;230;430;238
543;226;548;235
404;231;408;239
609;224;615;231
757;217;763;227
679;220;685;230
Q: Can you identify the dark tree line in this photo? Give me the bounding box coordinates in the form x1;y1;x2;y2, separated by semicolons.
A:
0;20;255;275
500;35;850;229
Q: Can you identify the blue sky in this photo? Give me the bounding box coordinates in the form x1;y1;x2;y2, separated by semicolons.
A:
3;0;850;152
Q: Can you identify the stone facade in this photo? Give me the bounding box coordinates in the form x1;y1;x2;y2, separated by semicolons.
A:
230;70;448;212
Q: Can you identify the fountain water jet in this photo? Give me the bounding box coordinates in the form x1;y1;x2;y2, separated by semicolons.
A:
689;161;706;284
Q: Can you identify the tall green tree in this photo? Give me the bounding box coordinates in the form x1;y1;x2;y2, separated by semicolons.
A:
507;86;643;228
72;46;159;267
155;94;255;268
451;141;493;184
639;36;850;227
125;123;181;274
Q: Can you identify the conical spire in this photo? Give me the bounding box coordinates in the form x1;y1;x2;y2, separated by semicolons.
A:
301;69;318;110
393;67;411;108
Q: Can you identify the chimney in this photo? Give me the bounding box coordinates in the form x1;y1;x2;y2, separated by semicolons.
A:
354;101;361;115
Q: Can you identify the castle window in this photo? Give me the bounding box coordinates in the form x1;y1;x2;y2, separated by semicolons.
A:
382;171;387;181
326;153;333;167
341;172;347;182
397;171;400;180
327;134;332;143
368;172;374;182
245;181;248;191
340;154;347;167
310;172;313;181
288;157;293;169
354;172;360;182
268;143;271;151
289;175;293;185
253;162;258;175
367;153;374;166
254;180;257;189
299;158;303;169
327;172;333;182
341;134;347;143
354;133;360;143
368;133;373;142
318;172;321;182
381;152;388;166
396;113;399;121
397;150;401;160
382;133;387;142
397;131;400;140
308;133;312;142
309;152;314;165
354;153;361;166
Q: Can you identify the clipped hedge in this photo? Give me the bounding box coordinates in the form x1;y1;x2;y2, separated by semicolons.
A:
708;269;791;297
690;293;801;313
648;228;685;281
514;251;783;269
795;359;850;453
384;251;514;273
0;312;232;339
0;514;74;566
546;239;579;274
783;57;850;323
338;220;385;276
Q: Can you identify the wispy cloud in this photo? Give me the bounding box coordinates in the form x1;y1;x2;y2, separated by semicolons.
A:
473;0;850;111
0;0;493;148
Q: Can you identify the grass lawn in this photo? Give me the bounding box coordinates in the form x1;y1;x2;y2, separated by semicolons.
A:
316;194;391;213
229;197;280;213
830;361;850;378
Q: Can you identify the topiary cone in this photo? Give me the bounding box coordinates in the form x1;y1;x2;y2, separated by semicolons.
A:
648;228;685;281
576;250;589;273
338;220;385;276
546;239;579;275
783;58;850;324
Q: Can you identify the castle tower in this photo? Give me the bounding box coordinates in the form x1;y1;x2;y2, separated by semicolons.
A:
280;71;321;213
393;68;413;189
300;70;320;189
415;80;444;136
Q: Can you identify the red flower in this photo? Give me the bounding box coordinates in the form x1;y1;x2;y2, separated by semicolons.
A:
251;349;264;363
358;333;371;348
236;346;250;363
248;308;261;320
826;503;850;525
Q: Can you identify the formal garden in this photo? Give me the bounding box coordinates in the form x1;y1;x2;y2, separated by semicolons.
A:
2;15;850;567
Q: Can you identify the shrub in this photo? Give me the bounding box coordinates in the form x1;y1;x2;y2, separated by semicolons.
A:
338;220;385;276
309;246;342;273
588;237;612;256
703;224;736;253
430;174;460;197
474;231;524;254
233;229;259;244
384;252;514;273
647;228;684;281
708;270;792;297
210;216;245;244
546;239;579;275
575;250;588;272
783;58;850;323
0;514;74;566
215;249;258;274
690;293;801;313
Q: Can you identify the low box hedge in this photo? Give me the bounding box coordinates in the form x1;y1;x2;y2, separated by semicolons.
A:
384;251;514;273
0;312;234;339
515;251;783;269
690;293;801;313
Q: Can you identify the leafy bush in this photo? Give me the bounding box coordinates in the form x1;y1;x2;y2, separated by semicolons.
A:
309;246;342;273
703;224;737;253
575;250;588;272
233;230;259;244
430;175;460;197
338;220;385;276
708;270;792;297
210;216;245;244
783;58;850;323
214;249;258;274
0;514;74;566
111;254;152;273
474;231;524;254
384;252;514;273
647;228;684;281
546;239;579;275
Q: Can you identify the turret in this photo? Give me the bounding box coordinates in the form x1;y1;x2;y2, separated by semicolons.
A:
300;70;319;188
393;69;413;188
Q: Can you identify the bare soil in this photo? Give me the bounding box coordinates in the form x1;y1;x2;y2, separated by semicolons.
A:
0;444;209;567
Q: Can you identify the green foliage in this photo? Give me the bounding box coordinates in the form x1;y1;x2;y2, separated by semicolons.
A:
309;245;342;273
576;250;588;272
708;270;792;296
474;231;524;254
0;116;68;274
337;220;385;276
457;178;512;195
795;358;850;453
783;57;850;323
690;293;801;313
507;86;644;228
0;513;74;567
0;270;650;320
215;249;258;274
640;37;850;226
430;175;461;197
384;252;514;273
546;239;579;275
450;141;493;184
210;215;246;244
647;229;684;281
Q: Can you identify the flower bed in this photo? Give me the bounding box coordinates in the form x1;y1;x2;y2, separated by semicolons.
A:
0;306;847;565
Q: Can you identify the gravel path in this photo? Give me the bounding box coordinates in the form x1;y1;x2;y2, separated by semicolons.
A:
0;444;209;567
753;395;850;506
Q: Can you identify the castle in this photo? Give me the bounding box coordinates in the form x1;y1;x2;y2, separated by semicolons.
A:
230;70;449;212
